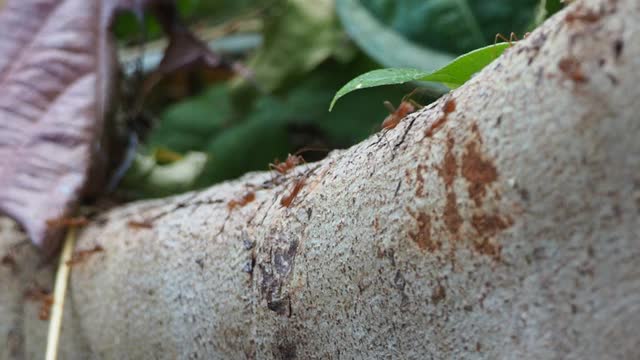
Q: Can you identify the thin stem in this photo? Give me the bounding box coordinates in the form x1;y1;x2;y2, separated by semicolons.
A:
45;227;77;360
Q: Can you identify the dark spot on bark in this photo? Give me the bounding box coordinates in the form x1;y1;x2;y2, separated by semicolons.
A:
408;212;437;251
267;296;291;316
463;304;473;312
242;259;254;274
7;328;23;358
306;207;312;220
476;342;482;352
518;187;530;202
386;248;396;267
431;282;446;304
274;338;297;360
613;39;623;59
1;254;18;272
393;270;406;291
274;240;298;276
462;141;498;206
571;303;578;314
438;137;457;188
495;115;502;127
587;245;595;258
260;236;299;316
444;191;462;236
243;238;255;250
195;258;204;269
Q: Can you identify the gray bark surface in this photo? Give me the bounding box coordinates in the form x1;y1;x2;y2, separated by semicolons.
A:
1;0;639;358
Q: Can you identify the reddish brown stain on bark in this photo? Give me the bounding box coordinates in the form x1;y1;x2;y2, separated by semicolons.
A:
444;191;462;236
462;141;498;206
443;98;456;114
409;212;437;251
472;214;512;237
558;56;588;83
415;164;427;197
471;214;513;260
438;137;457;188
425;97;457;137
474;239;501;260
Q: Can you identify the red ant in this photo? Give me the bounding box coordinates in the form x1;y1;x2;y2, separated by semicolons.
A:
66;245;104;266
381;89;423;130
128;220;154;229
270;154;304;175
494;32;530;46
227;191;256;211
269;147;328;175
280;177;306;208
381;101;419;130
24;286;53;321
46;216;89;228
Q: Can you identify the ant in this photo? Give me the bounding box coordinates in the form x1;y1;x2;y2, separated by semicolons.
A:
127;220;154;229
269;147;328;176
46;216;89;228
24;285;53;321
280;177;306;208
227;191;256;211
381;89;424;131
66;245;104;266
270;154;304;175
494;32;530;47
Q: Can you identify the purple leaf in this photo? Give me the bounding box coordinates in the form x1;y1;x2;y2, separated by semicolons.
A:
0;0;240;254
0;0;121;253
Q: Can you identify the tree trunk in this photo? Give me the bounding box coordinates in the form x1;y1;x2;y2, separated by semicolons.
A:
2;0;639;358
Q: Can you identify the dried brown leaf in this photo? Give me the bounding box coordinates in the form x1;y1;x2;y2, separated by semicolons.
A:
0;0;236;253
0;0;121;253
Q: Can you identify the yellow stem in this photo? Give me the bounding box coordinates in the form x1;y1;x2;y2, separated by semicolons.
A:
45;227;77;360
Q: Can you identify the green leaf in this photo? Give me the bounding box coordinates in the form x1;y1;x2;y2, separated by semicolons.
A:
330;42;509;110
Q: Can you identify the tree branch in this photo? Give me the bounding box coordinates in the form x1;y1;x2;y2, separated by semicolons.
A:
2;0;639;358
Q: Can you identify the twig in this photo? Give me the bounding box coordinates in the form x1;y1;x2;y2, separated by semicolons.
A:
45;227;77;360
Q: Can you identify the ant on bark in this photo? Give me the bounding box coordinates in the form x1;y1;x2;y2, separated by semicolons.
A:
380;89;424;131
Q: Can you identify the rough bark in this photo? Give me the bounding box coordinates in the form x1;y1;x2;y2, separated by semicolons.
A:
2;0;639;358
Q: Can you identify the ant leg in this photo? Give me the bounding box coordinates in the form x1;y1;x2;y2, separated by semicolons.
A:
494;33;513;46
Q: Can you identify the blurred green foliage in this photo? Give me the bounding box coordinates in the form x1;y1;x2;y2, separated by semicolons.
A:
116;0;562;198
